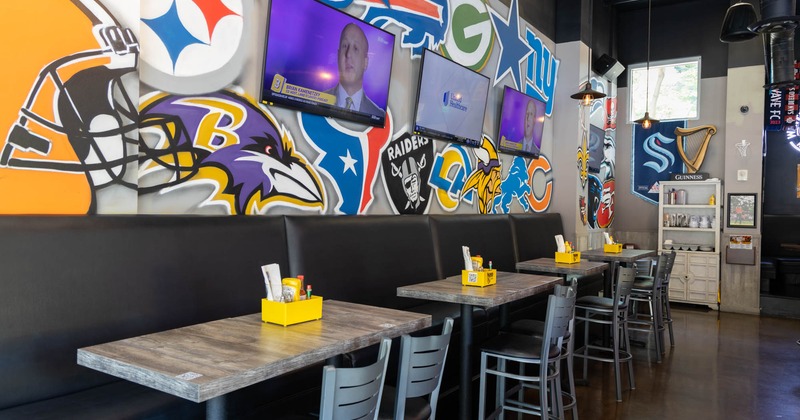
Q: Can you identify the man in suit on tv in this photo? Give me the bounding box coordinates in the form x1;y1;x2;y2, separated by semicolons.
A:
325;23;384;117
521;99;540;155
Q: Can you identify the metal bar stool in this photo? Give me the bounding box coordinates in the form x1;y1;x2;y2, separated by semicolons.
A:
574;266;636;402
506;279;579;419
478;291;576;419
628;251;676;362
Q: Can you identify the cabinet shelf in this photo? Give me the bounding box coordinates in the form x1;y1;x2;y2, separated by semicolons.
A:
662;227;717;232
662;204;716;209
659;180;721;306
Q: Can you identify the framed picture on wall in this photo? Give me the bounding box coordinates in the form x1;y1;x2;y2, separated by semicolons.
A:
727;193;757;228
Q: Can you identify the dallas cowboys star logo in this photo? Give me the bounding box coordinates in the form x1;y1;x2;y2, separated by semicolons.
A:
488;0;533;89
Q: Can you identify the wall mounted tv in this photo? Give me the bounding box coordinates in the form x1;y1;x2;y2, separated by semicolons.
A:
413;49;490;147
260;0;395;127
496;86;546;158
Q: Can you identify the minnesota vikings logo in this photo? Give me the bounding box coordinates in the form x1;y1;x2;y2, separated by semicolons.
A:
138;89;324;214
462;136;501;214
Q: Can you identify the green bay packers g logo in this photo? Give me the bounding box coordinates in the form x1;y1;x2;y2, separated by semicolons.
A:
441;0;494;72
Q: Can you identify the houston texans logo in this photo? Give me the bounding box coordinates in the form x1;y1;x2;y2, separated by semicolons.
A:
321;0;449;58
299;111;393;214
642;132;676;173
493;156;531;213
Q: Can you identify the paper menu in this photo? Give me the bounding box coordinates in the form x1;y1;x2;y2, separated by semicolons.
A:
261;263;284;302
555;235;565;253
462;246;472;271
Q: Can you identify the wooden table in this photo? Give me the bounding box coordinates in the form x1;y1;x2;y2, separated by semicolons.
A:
581;248;658;297
517;257;609;281
397;271;562;419
77;300;431;420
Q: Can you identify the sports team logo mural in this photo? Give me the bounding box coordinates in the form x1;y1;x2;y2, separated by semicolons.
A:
462;136;502;214
488;0;532;90
429;143;475;212
586;174;615;229
526;154;553;213
632;120;686;204
0;0;139;214
381;132;433;214
598;178;615;228
138;89;325;214
321;0;450;58
579;195;587;226
299;111;393;215
429;140;553;214
493;156;530;213
525;29;559;116
441;0;495;72
604;97;617;130
577;129;589;188
140;0;251;94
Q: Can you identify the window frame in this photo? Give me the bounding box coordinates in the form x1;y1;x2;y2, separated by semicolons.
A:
627;56;702;123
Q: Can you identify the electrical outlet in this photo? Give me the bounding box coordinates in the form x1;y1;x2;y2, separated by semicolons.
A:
737;169;748;181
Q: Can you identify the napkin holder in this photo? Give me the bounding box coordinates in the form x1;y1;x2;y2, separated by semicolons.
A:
461;269;497;287
603;243;623;253
262;296;323;326
555;252;581;264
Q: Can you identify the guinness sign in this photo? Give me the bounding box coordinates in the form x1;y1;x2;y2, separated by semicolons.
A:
670;172;709;181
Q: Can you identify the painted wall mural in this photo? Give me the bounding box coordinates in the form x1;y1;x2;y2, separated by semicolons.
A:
0;0;562;216
578;77;616;228
0;0;139;214
381;133;434;214
139;88;324;214
299;110;392;215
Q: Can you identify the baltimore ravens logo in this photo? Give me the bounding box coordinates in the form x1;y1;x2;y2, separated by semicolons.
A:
139;88;324;214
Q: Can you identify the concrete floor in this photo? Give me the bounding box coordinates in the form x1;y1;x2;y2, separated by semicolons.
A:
571;304;800;419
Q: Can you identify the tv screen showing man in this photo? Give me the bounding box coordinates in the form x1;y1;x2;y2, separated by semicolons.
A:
497;86;545;157
260;0;394;127
325;23;383;117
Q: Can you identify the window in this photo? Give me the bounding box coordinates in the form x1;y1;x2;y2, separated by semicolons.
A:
628;57;700;122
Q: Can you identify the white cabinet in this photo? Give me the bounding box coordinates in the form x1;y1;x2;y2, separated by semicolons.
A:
658;180;721;306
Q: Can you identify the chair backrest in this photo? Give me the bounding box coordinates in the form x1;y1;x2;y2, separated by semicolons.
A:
634;258;655;277
541;291;577;364
392;317;454;419
320;338;392;420
614;266;636;310
661;250;677;286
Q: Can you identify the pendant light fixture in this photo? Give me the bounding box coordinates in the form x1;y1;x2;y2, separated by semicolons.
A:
634;0;659;129
570;0;606;106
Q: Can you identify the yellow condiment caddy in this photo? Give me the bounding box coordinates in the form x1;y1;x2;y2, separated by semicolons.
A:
262;295;323;326
555;252;581;264
461;269;497;287
603;243;623;253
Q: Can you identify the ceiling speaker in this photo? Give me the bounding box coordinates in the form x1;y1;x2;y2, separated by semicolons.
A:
593;54;625;81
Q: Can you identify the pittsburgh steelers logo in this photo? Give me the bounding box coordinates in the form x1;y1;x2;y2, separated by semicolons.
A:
140;0;252;94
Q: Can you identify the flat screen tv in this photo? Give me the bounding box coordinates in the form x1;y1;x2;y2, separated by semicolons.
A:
496;86;546;158
413;49;490;147
260;0;395;127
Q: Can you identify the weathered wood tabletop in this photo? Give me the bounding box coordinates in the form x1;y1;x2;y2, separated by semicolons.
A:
397;271;562;308
77;300;431;403
516;257;608;277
